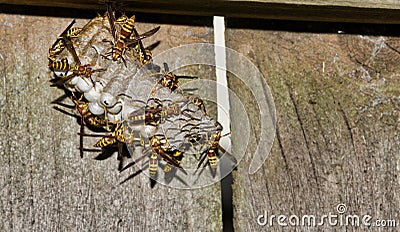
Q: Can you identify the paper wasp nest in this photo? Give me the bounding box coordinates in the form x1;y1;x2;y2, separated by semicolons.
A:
48;9;233;188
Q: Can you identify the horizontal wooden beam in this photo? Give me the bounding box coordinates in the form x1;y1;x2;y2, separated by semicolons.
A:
1;0;400;24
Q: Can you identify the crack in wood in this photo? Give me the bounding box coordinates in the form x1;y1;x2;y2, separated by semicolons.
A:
285;81;322;206
275;124;296;212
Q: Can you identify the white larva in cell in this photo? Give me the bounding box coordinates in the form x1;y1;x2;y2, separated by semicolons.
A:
75;77;94;93
88;102;105;115
100;92;117;108
94;81;105;92
70;76;79;85
108;101;123;114
84;86;102;102
107;112;122;122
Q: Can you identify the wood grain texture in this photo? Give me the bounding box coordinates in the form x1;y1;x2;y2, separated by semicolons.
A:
0;14;221;231
226;26;400;231
2;0;400;23
2;6;400;232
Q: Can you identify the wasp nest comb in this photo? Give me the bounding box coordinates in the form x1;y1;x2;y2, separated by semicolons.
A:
48;4;234;187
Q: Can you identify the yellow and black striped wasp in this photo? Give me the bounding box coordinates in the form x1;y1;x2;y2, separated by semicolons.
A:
118;133;186;183
189;95;207;116
71;93;109;129
48;19;82;62
72;93;111;158
102;3;160;66
148;152;159;176
119;144;183;180
150;63;198;95
126;97;189;127
148;135;187;175
49;36;107;86
89;122;138;164
93;123;136;148
195;122;235;174
126;97;199;129
51;91;109;158
148;149;185;177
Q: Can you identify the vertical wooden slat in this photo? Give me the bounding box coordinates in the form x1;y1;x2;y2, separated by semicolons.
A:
0;13;222;231
226;23;400;231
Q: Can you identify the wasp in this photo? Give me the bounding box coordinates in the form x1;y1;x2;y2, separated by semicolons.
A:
149;135;186;175
136;47;153;65
126;98;181;126
127;107;162;126
112;7;157;65
48;19;82;62
48;58;71;74
126;98;163;126
49;40;66;62
78;121;133;163
61;93;110;158
205;122;224;169
148;153;159;176
70;93;110;129
127;98;190;127
94;123;134;147
205;140;220;169
71;94;109;128
150;63;198;95
162;99;200;120
50;37;106;86
120;144;181;178
94;134;116;148
149;149;184;177
92;122;136;162
190;95;207;116
196;122;229;170
160;103;181;119
116;13;128;23
103;3;160;66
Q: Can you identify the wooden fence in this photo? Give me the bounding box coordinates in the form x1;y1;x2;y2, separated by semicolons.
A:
1;1;399;231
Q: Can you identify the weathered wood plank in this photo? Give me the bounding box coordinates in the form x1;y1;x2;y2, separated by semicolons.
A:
2;0;400;23
0;14;222;231
227;24;400;230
